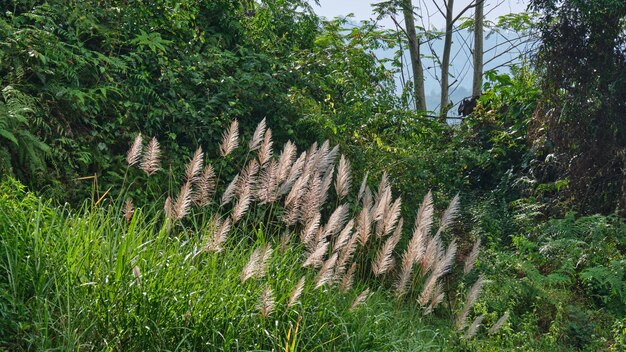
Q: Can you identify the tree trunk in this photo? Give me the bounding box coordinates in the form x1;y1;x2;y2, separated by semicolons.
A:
472;0;484;97
402;0;427;111
439;0;454;121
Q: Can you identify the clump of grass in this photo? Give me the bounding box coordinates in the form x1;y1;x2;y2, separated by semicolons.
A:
0;118;491;350
120;118;488;323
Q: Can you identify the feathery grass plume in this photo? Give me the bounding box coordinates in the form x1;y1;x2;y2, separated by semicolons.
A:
319;144;339;175
374;171;389;204
435;193;460;237
283;173;309;225
248;117;266;151
221;174;239;206
164;196;173;220
126;133;143;166
356;207;372;246
402;191;433;268
257;285;275;318
241;246;263;282
279;152;306;196
302;141;318;168
438;239;458;276
140;137;161;175
357;171;369;202
283;203;301;227
457;274;486;330
204;217;231;253
300;172;322;224
418;269;441;307
394;263;413;298
413;191;435;236
340;262;357;292
306;140;318;156
380;197;402;238
396;214;427;297
421;280;444;315
350;288;370;311
303;240;329;268
362;186;373;211
288;276;306;308
257;245;273;279
231;187;251;223
277;141;297;182
372;220;402;276
241;245;273;280
258;128;273;166
301;212;321;247
301;142;320;177
464;315;484;339
322;204;349;239
231;161;257;222
315;253;338;288
132;265;141;287
312;140;329;170
371;184;391;224
333;219;354;253
123;198;134;224
283;175;309;226
392;217;404;239
488;311;510;335
464;238;481;274
317;146;335;174
173;181;193;221
257;159;279;204
220;119;239;157
334;154;352;199
335;232;359;279
237;159;259;196
421;234;442;273
193;164;216;206
185;147;204;182
317;168;334;206
312;228;326;249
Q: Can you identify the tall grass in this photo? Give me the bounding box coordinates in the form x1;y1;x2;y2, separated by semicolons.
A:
0;178;449;350
0;119;494;350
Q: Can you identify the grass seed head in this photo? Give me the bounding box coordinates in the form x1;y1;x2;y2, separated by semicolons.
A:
220;119;239;157
127;133;143;166
140;137;161;175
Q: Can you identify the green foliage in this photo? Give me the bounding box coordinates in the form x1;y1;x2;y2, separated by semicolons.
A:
0;0;623;350
529;0;626;215
0;85;49;178
475;208;625;350
459;66;540;194
0;0;325;201
612;318;626;352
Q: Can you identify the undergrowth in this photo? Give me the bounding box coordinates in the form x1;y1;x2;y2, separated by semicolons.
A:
1;119;489;350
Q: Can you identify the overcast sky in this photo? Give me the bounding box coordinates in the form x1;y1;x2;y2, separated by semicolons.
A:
313;0;529;30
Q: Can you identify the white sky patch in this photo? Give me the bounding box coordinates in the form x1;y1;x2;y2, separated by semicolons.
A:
311;0;532;113
313;0;528;30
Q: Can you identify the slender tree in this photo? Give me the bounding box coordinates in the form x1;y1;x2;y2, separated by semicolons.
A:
472;0;484;97
402;0;427;111
436;0;480;120
439;0;455;120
